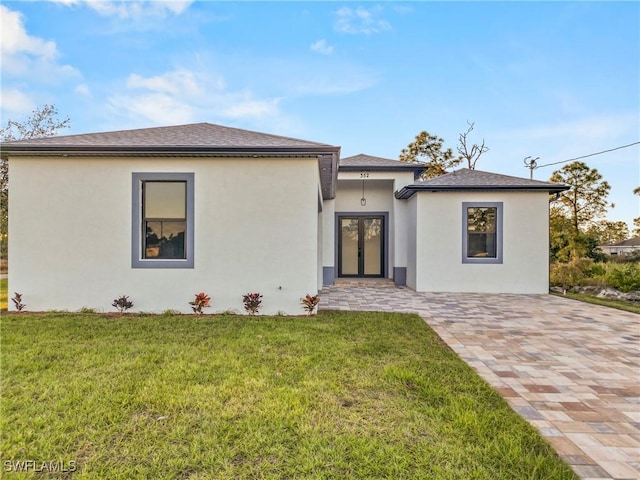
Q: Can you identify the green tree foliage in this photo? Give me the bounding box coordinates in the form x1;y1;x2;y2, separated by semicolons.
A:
633;187;640;237
586;220;630;245
399;122;488;178
550;212;604;262
549;162;611;261
549;161;611;235
0;104;70;257
399;131;462;178
550;207;579;262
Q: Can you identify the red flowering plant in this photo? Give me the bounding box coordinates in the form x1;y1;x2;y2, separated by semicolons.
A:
189;292;211;314
242;292;263;315
12;292;26;312
301;294;320;316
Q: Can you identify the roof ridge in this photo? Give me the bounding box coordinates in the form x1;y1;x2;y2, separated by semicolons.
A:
417;168;562;186
0;122;339;149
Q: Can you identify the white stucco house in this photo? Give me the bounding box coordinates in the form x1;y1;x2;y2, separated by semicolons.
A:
599;237;640;256
2;123;568;314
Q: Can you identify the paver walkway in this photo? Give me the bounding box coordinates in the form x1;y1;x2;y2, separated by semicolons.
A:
320;285;640;480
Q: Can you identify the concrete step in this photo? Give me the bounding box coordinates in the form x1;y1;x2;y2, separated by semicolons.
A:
333;278;397;287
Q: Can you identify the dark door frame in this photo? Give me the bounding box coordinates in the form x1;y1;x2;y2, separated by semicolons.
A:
335;212;388;278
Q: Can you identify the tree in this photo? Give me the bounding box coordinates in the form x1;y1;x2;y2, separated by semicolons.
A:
399;130;462;178
457;122;489;170
586;220;629;245
0;104;70;257
549;207;604;262
399;122;488;178
634;187;640;237
549;161;611;236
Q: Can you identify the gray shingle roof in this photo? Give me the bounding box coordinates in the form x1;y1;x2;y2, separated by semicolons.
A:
340;154;424;179
0;122;335;149
395;168;569;199
0;122;341;199
601;237;640;247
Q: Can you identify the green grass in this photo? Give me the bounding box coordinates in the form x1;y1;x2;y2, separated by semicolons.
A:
1;311;577;479
552;291;640;314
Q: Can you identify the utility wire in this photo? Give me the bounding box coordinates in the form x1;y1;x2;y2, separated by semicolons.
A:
534;141;640;169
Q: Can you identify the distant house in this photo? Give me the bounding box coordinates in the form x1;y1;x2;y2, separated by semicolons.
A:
1;123;568;314
599;237;640;256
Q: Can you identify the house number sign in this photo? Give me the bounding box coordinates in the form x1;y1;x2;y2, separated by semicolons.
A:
360;171;370;178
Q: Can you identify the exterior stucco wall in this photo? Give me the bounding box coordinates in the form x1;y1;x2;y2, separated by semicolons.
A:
405;195;418;290
413;191;550;293
321;199;335;284
330;171;416;283
334;179;395;278
9;156;319;314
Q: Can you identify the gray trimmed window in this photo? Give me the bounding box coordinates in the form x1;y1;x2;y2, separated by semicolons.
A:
462;202;503;264
132;173;194;268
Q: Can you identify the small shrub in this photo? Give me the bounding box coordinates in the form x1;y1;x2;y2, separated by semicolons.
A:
550;258;593;292
162;309;181;316
11;292;26;312
301;293;320;315
242;292;263;315
112;295;134;313
78;307;97;314
604;263;640;293
189;292;211;314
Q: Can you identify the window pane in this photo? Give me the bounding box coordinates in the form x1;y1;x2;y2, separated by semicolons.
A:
144;221;186;259
468;233;496;257
467;207;496;233
144;182;186;219
340;218;359;275
363;218;382;275
467;207;497;258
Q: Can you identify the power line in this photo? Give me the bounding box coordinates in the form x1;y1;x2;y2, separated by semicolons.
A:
534;141;640;169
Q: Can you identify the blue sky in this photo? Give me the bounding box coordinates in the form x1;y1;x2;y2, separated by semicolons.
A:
1;1;639;228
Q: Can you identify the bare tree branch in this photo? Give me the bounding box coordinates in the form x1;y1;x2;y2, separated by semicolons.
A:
457;121;488;169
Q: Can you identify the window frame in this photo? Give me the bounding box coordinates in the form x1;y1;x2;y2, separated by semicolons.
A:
461;201;503;264
132;172;194;269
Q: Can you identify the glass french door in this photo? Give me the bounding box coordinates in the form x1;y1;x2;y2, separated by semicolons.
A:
338;216;384;277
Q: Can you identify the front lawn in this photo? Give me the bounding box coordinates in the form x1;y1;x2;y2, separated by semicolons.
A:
1;312;577;479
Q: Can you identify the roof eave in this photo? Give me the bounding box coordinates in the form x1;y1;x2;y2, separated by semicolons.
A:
395;184;570;199
0;144;340;159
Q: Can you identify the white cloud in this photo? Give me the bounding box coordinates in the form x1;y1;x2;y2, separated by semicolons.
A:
0;87;36;115
108;68;284;126
310;39;334;55
222;97;281;119
127;69;203;96
0;4;80;121
334;6;391;35
75;84;92;97
48;0;193;19
109;92;196;126
0;5;79;78
0;5;58;75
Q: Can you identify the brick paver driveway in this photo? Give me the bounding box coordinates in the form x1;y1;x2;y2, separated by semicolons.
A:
320;285;640;480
